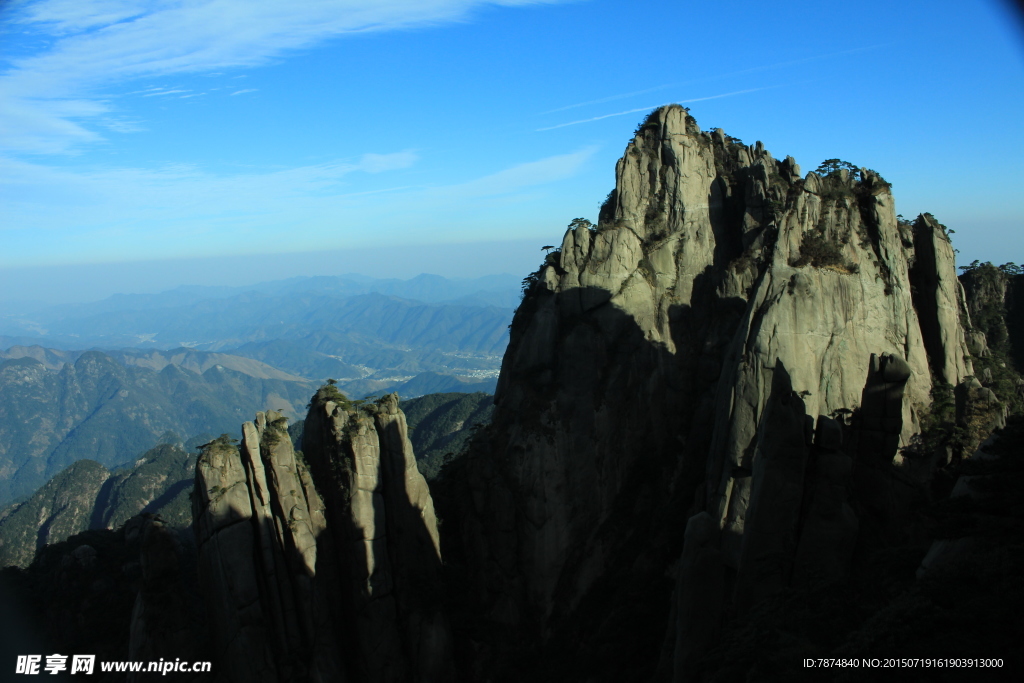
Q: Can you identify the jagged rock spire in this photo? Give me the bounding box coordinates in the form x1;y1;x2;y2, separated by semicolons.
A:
456;104;979;680
192;395;451;683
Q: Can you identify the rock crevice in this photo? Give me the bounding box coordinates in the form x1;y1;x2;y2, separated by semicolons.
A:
193;393;451;683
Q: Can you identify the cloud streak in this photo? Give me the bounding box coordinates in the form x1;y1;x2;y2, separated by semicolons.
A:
434;147;596;199
1;0;570;154
142;89;190;97
536;89;767;131
539;84;678;114
541;43;890;119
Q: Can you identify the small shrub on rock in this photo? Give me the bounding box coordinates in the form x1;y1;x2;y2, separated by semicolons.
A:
792;232;852;271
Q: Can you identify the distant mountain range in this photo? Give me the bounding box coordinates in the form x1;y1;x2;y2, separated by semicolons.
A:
0;339;505;508
0;272;521;335
0;349;318;505
0;272;518;396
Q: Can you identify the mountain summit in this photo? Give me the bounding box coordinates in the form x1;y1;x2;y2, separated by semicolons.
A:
447;104;997;679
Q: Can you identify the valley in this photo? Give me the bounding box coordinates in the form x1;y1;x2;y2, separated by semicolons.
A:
0;273;518;505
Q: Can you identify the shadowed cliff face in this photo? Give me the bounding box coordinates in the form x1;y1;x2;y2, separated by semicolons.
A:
450;104;982;680
191;393;451;683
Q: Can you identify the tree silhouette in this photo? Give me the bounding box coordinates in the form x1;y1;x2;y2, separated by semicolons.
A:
814;159;859;179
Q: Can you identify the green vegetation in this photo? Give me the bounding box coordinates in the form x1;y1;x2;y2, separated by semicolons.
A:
962;263;1005;326
914;382;961;455
814;158;860;181
0;440;197;569
598;189;617;224
203;433;238;450
811;160;893;204
818;178;856;202
960;260;1022;276
0;349;314;506
288;419;305;452
102;443;196;530
262;414;291;447
1;528;139;666
728;247;759;275
724;133;745;149
521;270;542;299
904;381;1003;465
791;231;856;273
308;379;356;410
1;512;207;672
567;217;594;232
401;392;494;480
633;108;663;136
958;262;1024;413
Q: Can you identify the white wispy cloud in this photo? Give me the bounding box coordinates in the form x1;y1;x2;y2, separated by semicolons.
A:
0;97;107;154
99;117;146;133
358;151;419;173
537;89;767;131
229;89;258;96
0;147;589;263
540;84;678;115
436;147;596;199
0;0;570;154
142;89;190;97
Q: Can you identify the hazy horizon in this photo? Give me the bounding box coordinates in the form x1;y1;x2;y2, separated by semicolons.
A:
3;0;1023;303
0;238;541;307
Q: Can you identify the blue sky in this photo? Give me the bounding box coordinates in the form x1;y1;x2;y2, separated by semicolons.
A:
1;0;1023;303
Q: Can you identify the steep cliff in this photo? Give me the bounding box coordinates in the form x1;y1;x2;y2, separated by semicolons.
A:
192;393;451;683
127;516;205;683
450;105;983;680
0;516;204;679
959;261;1024;411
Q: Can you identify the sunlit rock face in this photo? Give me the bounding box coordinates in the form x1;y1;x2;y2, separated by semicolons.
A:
453;104;977;680
192;393;451;683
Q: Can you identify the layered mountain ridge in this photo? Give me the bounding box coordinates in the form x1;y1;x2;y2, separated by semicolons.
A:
0;348;317;504
0;274;517;401
0;443;196;569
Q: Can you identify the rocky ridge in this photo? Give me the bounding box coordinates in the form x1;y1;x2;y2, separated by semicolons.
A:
190;392;451;683
446;104;996;680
